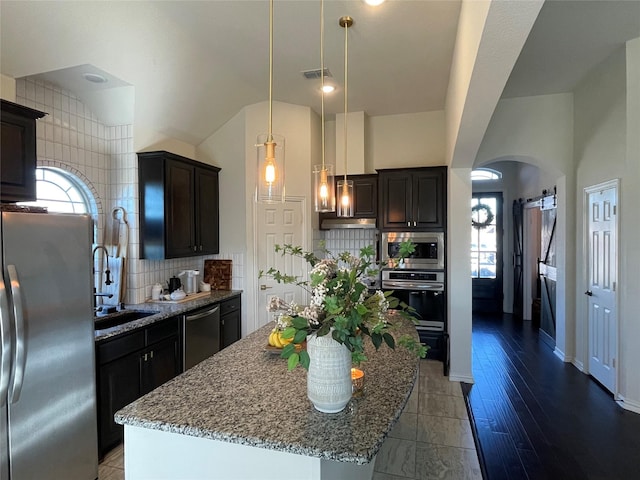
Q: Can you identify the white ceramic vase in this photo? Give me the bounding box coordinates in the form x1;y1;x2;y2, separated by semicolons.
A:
306;329;352;413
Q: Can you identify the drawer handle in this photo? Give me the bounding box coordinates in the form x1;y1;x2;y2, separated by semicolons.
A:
186;305;220;321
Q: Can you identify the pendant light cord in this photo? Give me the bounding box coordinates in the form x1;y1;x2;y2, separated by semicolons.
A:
343;19;348;182
268;0;273;142
320;0;325;170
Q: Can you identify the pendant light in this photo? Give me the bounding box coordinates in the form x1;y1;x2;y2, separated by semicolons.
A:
256;0;285;203
336;16;354;218
314;0;335;213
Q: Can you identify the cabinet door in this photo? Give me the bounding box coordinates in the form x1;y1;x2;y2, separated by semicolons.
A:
412;168;445;230
221;310;240;350
0;101;44;202
141;336;181;395
379;171;412;230
353;175;377;217
97;351;142;457
195;167;220;255
165;159;196;257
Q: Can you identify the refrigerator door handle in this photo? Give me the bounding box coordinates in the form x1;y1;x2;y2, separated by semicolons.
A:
7;265;26;403
0;276;13;406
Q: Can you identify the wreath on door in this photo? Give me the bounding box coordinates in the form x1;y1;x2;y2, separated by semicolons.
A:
471;203;494;229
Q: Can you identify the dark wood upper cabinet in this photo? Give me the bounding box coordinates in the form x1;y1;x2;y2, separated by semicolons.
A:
319;174;378;228
138;151;220;259
1;100;46;203
378;166;447;231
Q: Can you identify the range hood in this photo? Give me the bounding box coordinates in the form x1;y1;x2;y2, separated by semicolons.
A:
320;218;377;230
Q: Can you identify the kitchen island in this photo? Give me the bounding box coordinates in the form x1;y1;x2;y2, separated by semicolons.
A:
115;312;420;480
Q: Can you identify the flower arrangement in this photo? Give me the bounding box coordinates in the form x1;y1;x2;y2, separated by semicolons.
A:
260;242;428;370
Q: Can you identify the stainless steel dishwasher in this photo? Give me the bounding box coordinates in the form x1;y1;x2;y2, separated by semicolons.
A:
183;304;220;371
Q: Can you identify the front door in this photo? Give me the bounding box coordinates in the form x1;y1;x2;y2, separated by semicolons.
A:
256;199;307;329
471;193;503;313
586;182;618;393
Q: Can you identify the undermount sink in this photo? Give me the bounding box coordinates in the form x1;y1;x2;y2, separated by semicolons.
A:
94;310;157;330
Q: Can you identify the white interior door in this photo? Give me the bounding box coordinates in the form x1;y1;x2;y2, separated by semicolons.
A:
256;199;307;329
586;183;618;393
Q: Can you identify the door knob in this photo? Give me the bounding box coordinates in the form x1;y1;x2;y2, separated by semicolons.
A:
584;290;593;296
260;285;272;291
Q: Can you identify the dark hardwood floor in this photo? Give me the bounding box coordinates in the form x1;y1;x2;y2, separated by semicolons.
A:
463;313;640;480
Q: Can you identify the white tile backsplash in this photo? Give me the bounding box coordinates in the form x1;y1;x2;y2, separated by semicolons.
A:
322;228;378;259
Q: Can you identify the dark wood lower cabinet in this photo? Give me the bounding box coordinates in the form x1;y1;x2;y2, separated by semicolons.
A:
96;297;241;457
97;350;142;456
220;297;241;350
96;317;181;458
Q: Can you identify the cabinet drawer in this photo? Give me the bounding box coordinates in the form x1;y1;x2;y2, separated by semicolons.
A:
146;317;180;345
97;331;145;365
220;297;240;316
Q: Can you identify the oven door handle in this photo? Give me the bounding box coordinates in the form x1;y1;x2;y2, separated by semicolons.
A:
382;281;444;291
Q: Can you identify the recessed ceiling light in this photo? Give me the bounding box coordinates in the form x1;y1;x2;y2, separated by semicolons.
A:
82;72;108;84
322;85;335;93
363;0;385;6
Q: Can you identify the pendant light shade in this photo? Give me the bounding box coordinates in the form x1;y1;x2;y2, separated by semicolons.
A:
314;0;336;213
336;178;354;217
256;133;285;203
256;0;285;203
314;163;335;212
336;16;354;218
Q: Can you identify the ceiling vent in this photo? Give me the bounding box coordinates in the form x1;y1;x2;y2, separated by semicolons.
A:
302;68;332;80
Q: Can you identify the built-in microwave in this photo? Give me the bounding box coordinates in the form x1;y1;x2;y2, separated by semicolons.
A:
380;231;445;270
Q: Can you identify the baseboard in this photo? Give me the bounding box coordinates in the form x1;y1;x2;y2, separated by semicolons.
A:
572;359;585;372
553;347;573;363
616;395;640;415
449;372;475;384
461;384;489;480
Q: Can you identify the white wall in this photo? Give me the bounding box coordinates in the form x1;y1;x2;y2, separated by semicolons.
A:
476;93;573;172
1;73;16;101
623;37;640;410
573;42;640;411
366;111;446;171
134;125;196;160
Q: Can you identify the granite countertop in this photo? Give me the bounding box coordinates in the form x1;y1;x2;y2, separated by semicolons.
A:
94;290;242;342
115;312;420;465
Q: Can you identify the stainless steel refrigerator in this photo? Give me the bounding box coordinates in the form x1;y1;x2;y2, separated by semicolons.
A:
0;211;98;480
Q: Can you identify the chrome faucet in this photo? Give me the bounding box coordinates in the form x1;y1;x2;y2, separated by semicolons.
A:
92;245;112;286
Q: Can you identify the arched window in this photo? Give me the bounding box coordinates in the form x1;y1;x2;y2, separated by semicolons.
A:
19;167;90;213
471;168;502;181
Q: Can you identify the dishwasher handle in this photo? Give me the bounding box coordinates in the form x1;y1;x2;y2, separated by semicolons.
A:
185;305;220;322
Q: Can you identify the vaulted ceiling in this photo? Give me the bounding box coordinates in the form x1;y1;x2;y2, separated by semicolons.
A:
1;1;638;146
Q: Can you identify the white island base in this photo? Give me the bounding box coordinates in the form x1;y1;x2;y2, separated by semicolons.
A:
124;425;376;480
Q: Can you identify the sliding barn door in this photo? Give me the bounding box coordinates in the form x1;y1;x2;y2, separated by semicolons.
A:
538;196;557;349
513;199;524;318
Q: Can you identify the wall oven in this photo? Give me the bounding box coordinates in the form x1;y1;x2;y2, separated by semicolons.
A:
380;231;445;270
382;269;448;372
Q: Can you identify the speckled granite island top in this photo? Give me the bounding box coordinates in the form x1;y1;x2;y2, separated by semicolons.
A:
115;312;419;465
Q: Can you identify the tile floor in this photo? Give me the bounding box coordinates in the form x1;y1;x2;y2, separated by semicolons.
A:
98;444;124;480
98;359;481;480
373;359;482;480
